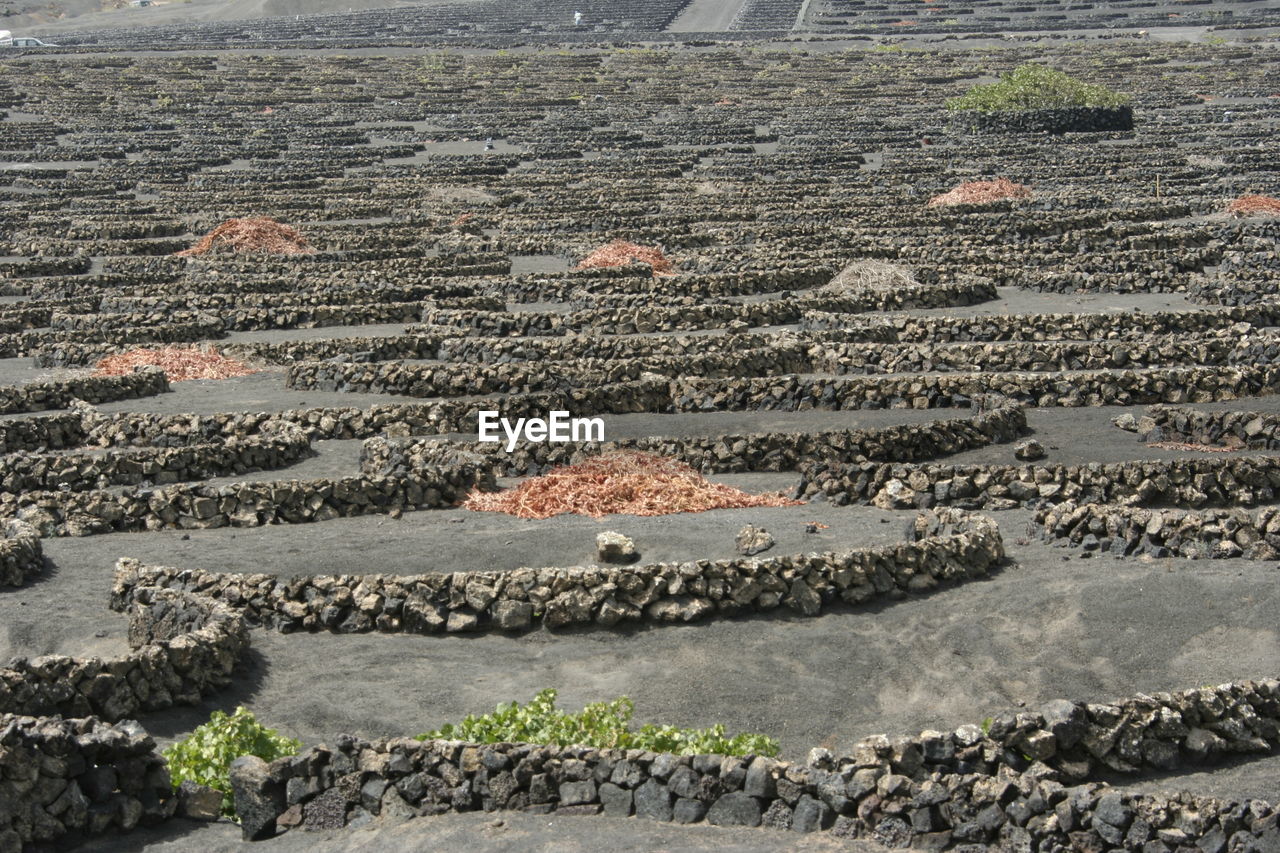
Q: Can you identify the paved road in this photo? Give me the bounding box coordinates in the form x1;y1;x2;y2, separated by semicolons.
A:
666;0;752;32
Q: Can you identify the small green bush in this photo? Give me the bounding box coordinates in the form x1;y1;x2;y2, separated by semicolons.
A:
947;63;1129;112
417;689;780;757
163;706;301;818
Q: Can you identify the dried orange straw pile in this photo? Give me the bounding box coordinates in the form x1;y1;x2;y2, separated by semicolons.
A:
1226;194;1280;218
927;178;1031;208
176;216;315;257
94;346;257;381
575;240;675;276
465;451;802;519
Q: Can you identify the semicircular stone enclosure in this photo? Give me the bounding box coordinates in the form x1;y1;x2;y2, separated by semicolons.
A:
1;0;1280;850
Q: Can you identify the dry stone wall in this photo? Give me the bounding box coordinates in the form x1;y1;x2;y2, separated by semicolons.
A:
18;320;227;365
799;278;997;313
232;681;1280;852
3;463;493;537
435;328;803;365
497;266;832;302
833;680;1280;784
285;347;812;398
363;406;1027;477
416;299;805;337
0;521;42;588
110;509;1004;635
49;310;215;332
49;391;662;448
1036;501;1280;560
96;282;473;309
0;368;169;416
801;305;1280;343
813;333;1274;375
222;333;442;367
0;412;85;454
798;454;1280;509
285;336;1280;399
0;424;313;493
949;106;1135;134
1133;405;1280;451
0;257;93;278
86;302;423;333
0;713;176;851
0;588;247;721
672;365;1280;412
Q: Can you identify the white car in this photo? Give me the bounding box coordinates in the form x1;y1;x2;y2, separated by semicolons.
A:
0;35;59;48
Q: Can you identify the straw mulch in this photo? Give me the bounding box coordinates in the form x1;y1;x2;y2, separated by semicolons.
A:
820;259;918;294
176;216;315;257
464;451;802;520
927;178;1031;208
1226;194;1280;218
575;240;675;276
1146;440;1241;453
94;346;257;381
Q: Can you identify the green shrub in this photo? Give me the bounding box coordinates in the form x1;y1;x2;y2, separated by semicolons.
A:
947;63;1129;112
163;706;301;818
417;689;780;757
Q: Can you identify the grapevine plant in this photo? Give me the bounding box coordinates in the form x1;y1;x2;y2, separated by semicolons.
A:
417;689;780;757
163;706;301;818
947;63;1129;111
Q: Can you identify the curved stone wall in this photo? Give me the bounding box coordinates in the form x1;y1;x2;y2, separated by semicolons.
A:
233;679;1280;850
0;588;248;720
0;424;313;493
672;365;1280;412
16;320;227;365
1037;501;1280;559
949;106;1135;135
798;454;1280;509
801;304;1280;343
0;368;170;416
1131;404;1280;451
2;463;493;537
110;509;1004;635
362;405;1027;477
0;713;176;850
0;521;42;588
285;347;812;398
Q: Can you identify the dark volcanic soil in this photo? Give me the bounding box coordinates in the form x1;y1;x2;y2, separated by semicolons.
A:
74;809;887;853
4;19;1280;853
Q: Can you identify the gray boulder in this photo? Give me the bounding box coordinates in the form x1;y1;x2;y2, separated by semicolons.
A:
596;531;637;564
1014;440;1046;461
735;525;775;556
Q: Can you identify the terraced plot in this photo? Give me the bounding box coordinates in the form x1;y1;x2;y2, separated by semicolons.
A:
1;13;1279;853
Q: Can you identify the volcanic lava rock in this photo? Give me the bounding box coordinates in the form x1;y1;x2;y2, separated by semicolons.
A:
229;755;285;841
735;524;775;556
177;780;224;821
873;479;917;509
1015;440;1046;461
707;791;762;826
